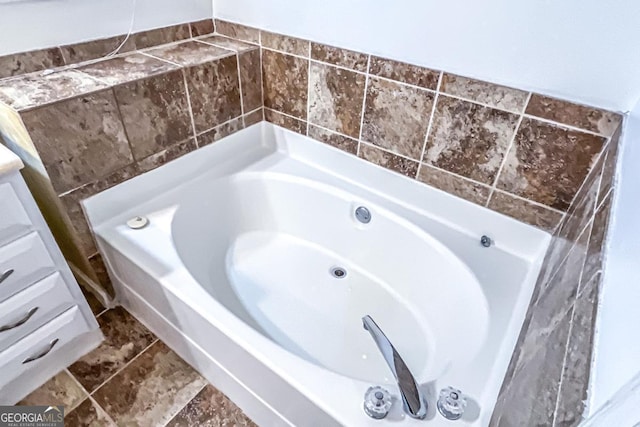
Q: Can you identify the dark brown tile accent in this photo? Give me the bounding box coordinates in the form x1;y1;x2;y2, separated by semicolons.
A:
198;35;257;52
138;139;197;172
440;73;529;113
264;109;306;135
582;192;613;284
0;48;65;79
307;125;358;155
497;118;606;210
18;371;86;408
361;77;434;159
21;90;133;193
239;49;263;112
243;108;264;127
65;398;115;426
190;19;215;37
77;53;178;86
555;274;600;427
369;56;439;90
130;24;191;50
310;42;368;72
526;94;622;137
60;36;131;64
68;307;156;392
308;62;366;139
113;70;192;160
359;144;419;178
92;341;206;426
261;31;309;56
0;70;108;111
418;165;491;205
424;95;519;184
145;41;234;67
184;55;242;132
599;127;621;205
166;385;256;427
87;253;115;298
197;118;244;147
215;20;260;44
262;49;308;119
487;191;563;231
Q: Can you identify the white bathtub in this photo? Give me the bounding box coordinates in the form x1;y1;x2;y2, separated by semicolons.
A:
84;123;549;426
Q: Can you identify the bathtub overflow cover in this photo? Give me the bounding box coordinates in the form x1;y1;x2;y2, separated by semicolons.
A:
127;216;149;230
331;267;347;279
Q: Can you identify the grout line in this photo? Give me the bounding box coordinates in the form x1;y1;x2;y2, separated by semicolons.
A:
181;69;199;147
420;162;494;190
138;51;183;68
306;120;358;143
259;45;265;119
416;71;442;179
187;22;193;39
192;38;240;54
195;114;245;137
88;338;159;397
160;382;209;427
490;187;566;215
88;394;118;426
110;87;138;161
305;42;312;135
356;55;372;157
235;53;246;125
63;368;91;413
521;113;609;138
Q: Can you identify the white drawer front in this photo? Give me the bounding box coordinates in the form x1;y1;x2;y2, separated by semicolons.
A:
0;232;56;301
0;273;76;351
0;182;32;246
0;306;91;386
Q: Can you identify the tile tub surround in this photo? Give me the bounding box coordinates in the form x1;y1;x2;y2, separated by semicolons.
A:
18;302;255;426
216;18;624;233
491;128;621;426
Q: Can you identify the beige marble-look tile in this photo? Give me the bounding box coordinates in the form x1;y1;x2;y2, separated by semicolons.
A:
167;384;256;427
555;273;600;427
88;253;115;297
0;70;108;111
487;191;563;232
582;192;613;284
310;42;368;72
59;36;132;64
308;62;366;139
418;165;490;205
239;49;263;112
423;95;519;184
526;94;622;137
113;70;192;160
184;55;242;132
215;20;260;44
262;49;308;119
77;53;178;86
440;73;529;113
598;126;621;205
362;77;434;159
130;24;191;50
243;108;264;127
369;56;439;90
21;90;133;193
261;31;309;56
65;398;115;426
307;125;358;155
197;118;244;147
92;341;207;426
264;109;306;135
497;118;606;210
18;371;87;409
359;144;419;178
190;19;215;37
137;139;197;172
68;307;156;392
0;48;65;79
145;41;234;67
198;35;257;53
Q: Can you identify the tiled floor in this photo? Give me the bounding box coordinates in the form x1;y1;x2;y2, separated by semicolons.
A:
18;291;256;427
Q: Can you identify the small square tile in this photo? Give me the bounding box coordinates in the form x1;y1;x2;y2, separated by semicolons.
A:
190;19;215;37
487;191;563;232
214;20;260;44
262;49;308;119
359;144;419;178
264;109;306;135
307;125;358;155
261;31;309;56
418;165;490;206
310;43;368;72
440;73;529;113
369;56;439;90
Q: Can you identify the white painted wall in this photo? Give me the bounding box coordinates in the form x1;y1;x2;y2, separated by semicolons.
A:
0;0;212;56
214;0;640;112
589;99;640;415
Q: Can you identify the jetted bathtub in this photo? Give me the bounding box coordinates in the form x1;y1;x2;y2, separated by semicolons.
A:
84;123;550;426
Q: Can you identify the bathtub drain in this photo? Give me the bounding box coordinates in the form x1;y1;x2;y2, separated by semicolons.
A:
331;267;347;279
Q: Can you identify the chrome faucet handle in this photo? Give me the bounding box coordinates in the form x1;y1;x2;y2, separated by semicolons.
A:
437;386;466;420
363;386;392;419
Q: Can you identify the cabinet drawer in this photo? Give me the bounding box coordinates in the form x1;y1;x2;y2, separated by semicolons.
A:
0;306;91;386
0;182;32;246
0;232;56;301
0;273;76;351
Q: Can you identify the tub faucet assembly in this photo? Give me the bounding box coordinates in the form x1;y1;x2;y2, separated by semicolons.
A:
362;315;428;419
